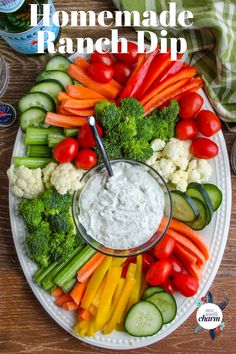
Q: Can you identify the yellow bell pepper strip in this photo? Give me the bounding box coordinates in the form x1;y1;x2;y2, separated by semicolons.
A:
127;254;143;309
109;277;125;317
92;276;107;307
141;271;148;295
81;256;112;309
95;266;122;331
103;263;136;335
74;319;89;337
111;257;127;266
87;318;96;337
88;303;97;316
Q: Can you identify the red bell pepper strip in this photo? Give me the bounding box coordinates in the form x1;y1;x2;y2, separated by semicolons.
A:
141;67;197;106
144;76;203;115
119;46;159;99
135;52;170;99
153;53;184;84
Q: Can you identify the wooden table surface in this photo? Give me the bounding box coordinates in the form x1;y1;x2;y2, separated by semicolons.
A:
0;1;236;353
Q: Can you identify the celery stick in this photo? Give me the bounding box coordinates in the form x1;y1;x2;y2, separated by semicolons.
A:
26;145;52;158
13;157;54;169
62;277;77;293
33;262;58;285
55;245;96;287
25;127;63;145
48;133;65;148
64;128;79;137
41;245;84;290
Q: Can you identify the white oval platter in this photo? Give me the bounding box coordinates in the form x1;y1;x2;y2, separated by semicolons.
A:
9;52;232;350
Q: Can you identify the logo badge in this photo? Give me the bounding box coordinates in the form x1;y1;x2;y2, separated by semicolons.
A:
196;303;223;330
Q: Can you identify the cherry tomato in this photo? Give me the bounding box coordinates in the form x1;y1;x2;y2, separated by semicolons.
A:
161;279;174;295
179;92;204;120
142;253;155;272
87;63;114;83
191;137;219;159
146;259;172;286
152;235;175;259
196;110;221;137
113;62;132;85
75;149;97;170
170;256;184;276
78;122;103;148
173;273;199;297
90;50;114;66
175;120;198;140
53;138;78;163
114;42;139;64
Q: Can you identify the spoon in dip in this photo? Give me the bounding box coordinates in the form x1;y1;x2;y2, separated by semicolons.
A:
88;116;113;177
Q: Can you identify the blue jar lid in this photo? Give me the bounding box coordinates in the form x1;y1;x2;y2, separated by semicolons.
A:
0;103;17;127
0;0;25;13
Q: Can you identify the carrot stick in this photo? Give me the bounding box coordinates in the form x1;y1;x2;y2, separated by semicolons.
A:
79;308;93;321
70;281;88;306
55;293;72;306
170;219;209;260
77;253;107;283
61;97;102;110
141;67;197;106
174;242;197;266
74;56;90;70
57;92;70;101
63;301;78;311
57;106;69;115
45;112;87;128
144;77;203;115
143;78;190;114
74;57;122;91
67;64;121;99
66;84;107;100
61;107;95;117
51;287;64;297
185;262;202;281
166;229;206;266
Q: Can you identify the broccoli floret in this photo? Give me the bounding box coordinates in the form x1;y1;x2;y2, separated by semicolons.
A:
95;139;123;161
123;139;153;161
50;232;77;262
136;115;155;142
40;188;72;215
18;198;44;231
95;101;121;137
49;211;76;235
26;221;51;268
149;100;179;142
120;98;144;119
119;115;137;142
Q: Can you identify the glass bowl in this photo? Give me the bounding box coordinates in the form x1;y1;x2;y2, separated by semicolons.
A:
72;159;172;257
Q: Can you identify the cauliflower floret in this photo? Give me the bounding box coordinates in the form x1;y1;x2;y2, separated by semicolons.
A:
162;138;191;170
49;163;84;195
170;170;189;192
187;159;213;184
150;139;166;152
145;151;162;166
42;162;58;188
7;165;44;199
152;158;176;183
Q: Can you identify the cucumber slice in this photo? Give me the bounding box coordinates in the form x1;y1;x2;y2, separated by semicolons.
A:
186;198;207;230
36;70;73;89
146;292;177;324
45;55;71;72
30;80;63;105
171;190;200;222
186;182;213;224
203;183;222;211
18;92;55;114
124;301;163;337
142;286;165;300
20;107;47;132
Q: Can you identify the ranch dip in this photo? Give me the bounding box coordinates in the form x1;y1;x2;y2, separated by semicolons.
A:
78;162;165;249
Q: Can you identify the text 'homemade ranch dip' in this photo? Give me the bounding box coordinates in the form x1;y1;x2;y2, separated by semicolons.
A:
78;162;165;249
